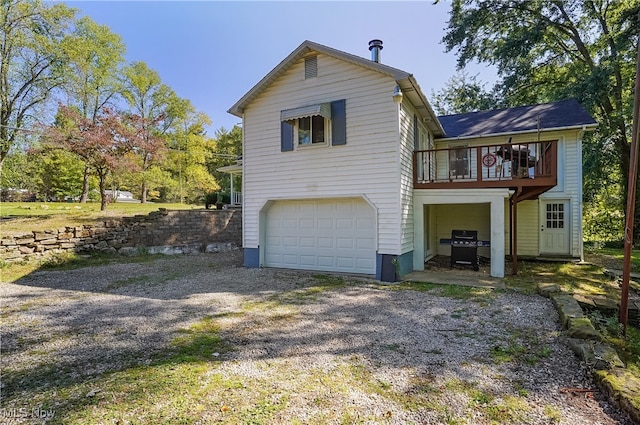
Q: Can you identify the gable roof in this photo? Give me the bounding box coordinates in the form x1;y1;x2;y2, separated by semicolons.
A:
227;40;445;136
437;99;597;140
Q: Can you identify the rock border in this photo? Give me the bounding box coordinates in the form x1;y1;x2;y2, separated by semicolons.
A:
537;283;639;422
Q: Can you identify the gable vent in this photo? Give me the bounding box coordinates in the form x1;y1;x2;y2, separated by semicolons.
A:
305;55;318;79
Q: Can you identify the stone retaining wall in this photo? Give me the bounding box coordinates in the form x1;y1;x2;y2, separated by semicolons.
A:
0;209;241;262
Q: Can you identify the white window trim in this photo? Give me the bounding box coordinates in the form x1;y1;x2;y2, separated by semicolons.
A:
294;115;331;149
448;142;471;178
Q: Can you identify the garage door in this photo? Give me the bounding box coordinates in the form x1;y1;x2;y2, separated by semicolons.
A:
265;198;376;274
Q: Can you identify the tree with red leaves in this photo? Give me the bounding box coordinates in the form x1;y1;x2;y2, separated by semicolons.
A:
46;105;137;211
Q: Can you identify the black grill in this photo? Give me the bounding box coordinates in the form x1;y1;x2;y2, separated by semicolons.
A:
450;230;479;271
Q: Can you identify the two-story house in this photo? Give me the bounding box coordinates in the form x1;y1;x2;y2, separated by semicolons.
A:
227;40;597;281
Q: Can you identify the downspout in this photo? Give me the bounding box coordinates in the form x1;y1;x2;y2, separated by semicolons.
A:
241;113;246;248
577;127;585;262
511;187;523;275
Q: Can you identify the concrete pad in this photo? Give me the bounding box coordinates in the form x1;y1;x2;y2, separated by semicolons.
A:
403;271;505;289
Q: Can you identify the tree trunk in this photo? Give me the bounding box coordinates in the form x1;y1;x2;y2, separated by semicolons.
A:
98;171;108;211
141;182;147;203
80;166;90;203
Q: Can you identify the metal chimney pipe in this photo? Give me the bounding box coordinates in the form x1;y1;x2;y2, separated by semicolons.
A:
368;39;383;63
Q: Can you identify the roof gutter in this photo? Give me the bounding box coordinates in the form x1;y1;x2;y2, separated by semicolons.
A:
406;75;445;136
435;123;598;142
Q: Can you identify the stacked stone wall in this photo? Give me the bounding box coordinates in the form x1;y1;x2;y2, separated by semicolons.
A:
0;209;241;262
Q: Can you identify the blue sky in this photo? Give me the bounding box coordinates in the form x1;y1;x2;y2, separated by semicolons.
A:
63;1;496;134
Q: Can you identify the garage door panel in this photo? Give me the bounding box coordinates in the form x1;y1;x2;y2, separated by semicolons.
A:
265;199;376;274
336;238;355;249
265;252;281;264
357;258;375;269
317;203;335;214
283;236;297;247
336;257;355;269
266;235;282;246
337;201;356;214
317;218;333;229
317;237;334;248
283;254;299;265
281;218;297;229
358;218;375;230
299;218;314;229
337;219;355;230
300;237;315;247
318;256;334;267
300;255;316;266
357;238;375;249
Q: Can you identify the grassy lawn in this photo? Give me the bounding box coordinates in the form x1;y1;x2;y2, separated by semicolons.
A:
503;248;640;299
0;201;204;235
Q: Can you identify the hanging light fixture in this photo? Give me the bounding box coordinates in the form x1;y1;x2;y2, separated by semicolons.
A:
392;85;403;104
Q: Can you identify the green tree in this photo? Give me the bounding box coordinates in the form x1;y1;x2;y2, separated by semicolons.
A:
441;0;640;240
120;61;181;203
59;15;126;202
208;125;242;197
431;72;501;115
0;147;41;196
165;111;218;203
38;150;85;201
0;0;76;169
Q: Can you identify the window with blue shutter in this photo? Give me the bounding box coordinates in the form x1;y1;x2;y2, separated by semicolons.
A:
331;99;346;146
280;99;346;150
281;120;294;152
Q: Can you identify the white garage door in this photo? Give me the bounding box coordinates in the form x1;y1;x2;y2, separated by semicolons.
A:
265;198;376;274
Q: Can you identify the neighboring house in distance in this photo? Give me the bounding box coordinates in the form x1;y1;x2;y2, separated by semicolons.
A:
104;190;140;203
227;40;597;281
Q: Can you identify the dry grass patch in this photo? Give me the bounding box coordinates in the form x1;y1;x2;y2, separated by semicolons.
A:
504;260;622;299
0;202;201;235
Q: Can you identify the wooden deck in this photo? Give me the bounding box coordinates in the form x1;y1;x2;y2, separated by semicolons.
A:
414;140;557;201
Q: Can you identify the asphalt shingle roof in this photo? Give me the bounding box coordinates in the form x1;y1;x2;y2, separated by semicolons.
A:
436;99;597;139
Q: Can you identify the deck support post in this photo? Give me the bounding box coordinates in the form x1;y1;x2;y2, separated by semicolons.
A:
511;189;521;275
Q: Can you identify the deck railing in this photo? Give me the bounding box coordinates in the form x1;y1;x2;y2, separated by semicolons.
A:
413;140;557;190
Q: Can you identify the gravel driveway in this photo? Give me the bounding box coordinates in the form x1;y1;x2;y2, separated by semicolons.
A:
0;251;633;424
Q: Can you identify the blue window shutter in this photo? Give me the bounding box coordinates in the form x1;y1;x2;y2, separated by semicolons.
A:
331;99;346;146
281;120;294;152
413;115;419;150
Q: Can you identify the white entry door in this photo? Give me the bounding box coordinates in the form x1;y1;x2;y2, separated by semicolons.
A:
540;200;570;255
265;198;376;274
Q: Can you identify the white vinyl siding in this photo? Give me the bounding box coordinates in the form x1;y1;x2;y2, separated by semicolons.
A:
242;53;401;254
542;133;581;256
398;102;434;255
503;200;539;256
